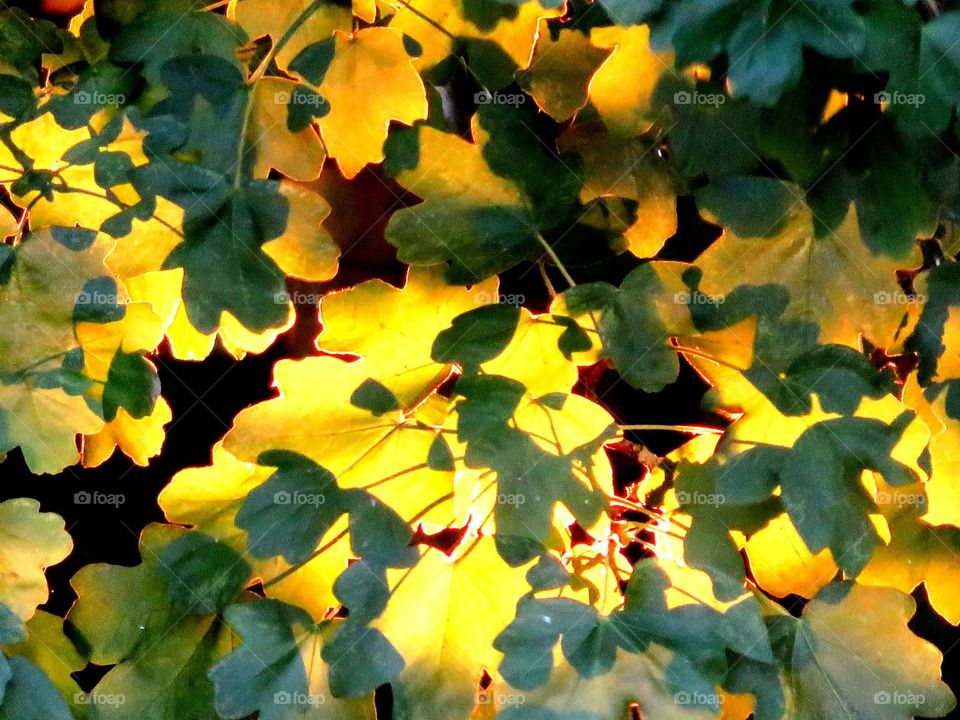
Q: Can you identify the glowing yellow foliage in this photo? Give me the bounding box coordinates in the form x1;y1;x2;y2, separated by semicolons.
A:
316;28;428;179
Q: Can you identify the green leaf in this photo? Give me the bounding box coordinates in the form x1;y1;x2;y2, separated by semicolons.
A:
431;304;521;371
210;599;377;719
159;532;252;614
288;37;337;85
780;415;924;575
68;524;228;720
695;176;794;237
236;451;344;564
322;621;405;697
386;126;539;284
162;181;289;334
102;350;160;422
0;657;73;720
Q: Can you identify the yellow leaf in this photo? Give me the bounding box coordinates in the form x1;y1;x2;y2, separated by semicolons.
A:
0;382;103;474
318;267;496;406
693;204;922;348
229;0;352;71
262;182;339;281
83;398;173;468
588;25;673;137
522;25;612;121
317;27;428;179
386;0;562;76
0;498;72;620
376;538;531;720
559;123;677;258
249;78;326;181
742;514;837;599
0;229;114;374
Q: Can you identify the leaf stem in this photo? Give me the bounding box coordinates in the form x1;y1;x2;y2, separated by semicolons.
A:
673;345;745;372
534;232;576;288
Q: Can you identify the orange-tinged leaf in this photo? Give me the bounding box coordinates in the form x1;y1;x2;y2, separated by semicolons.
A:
229;0;352;71
588;25;673;137
522;25;612;122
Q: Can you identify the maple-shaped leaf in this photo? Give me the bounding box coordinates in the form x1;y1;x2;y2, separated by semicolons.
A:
162;181;290;334
159;444;355;620
454;374;615;564
229;0;352;72
209;598;377;720
372;537;530;720
385;124;538;284
693;204;922;349
311;27;426;179
520;23;613;122
385;0;563;88
317;267;497;407
0;499;71;621
588;24;674;137
68;524;234;719
769;582;954;719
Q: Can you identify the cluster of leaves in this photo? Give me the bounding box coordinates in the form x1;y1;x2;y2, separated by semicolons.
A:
1;0;960;718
